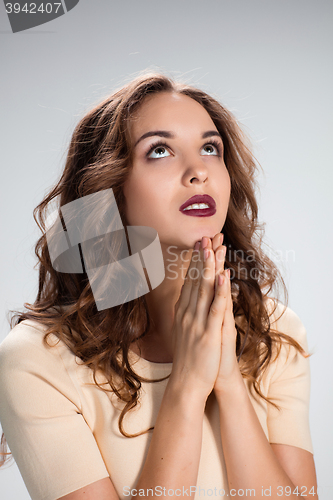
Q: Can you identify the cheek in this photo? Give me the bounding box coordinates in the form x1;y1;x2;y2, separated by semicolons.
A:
220;166;231;199
123;175;139;221
123;174;160;221
226;173;232;199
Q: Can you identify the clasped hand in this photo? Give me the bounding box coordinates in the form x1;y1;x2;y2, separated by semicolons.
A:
171;233;241;400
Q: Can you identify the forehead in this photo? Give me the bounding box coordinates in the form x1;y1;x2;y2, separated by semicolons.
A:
128;92;217;140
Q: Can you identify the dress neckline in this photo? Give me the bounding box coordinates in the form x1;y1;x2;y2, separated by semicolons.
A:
128;348;173;376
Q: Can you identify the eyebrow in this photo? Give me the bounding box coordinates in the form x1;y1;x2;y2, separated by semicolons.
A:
134;130;222;147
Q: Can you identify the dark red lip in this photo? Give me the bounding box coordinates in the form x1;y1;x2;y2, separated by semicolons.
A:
179;194;216;217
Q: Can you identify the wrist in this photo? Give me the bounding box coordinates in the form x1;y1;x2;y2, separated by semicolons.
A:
166;373;208;410
214;367;247;404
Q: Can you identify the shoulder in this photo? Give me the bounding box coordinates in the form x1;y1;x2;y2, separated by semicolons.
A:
264;297;308;351
0;319;81;402
0;319;64;365
261;298;312;388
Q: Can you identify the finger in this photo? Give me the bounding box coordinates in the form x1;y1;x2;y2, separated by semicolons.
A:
205;269;228;335
176;241;201;312
221;272;237;347
222;305;238;346
212;233;223;253
214;245;227;291
188;242;216;325
187;238;213;316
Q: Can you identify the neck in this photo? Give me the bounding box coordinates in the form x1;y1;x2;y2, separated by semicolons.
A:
134;243;193;363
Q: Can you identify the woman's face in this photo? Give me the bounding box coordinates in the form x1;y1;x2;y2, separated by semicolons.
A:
123;92;231;250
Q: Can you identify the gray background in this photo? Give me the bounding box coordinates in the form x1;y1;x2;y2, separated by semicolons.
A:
1;0;332;498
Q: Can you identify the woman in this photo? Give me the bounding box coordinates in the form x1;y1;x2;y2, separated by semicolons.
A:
0;73;318;500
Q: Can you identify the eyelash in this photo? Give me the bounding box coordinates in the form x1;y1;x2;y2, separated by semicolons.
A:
146;139;223;159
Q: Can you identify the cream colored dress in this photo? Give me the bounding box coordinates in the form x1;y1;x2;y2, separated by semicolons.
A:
0;300;313;500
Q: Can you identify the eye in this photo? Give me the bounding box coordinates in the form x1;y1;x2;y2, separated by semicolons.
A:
147;142;171;159
201;142;220;156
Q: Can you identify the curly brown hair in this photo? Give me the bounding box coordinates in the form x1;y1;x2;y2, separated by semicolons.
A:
0;71;308;467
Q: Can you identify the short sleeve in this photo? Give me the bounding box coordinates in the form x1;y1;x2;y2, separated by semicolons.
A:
0;322;110;500
266;304;314;454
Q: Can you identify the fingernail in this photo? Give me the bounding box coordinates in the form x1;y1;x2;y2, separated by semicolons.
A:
220;233;224;245
202;237;209;249
219;274;224;286
194;241;200;250
204;249;210;261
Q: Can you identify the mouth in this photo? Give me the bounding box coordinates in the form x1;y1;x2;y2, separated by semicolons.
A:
179;194;216;218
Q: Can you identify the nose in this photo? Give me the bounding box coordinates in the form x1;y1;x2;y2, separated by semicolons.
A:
182;159;209;185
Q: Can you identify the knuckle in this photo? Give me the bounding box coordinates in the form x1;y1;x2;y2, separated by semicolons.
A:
181;310;192;329
183;275;191;287
197;285;207;300
174;306;182;321
191;276;200;288
209;304;220;317
216;285;227;298
188;319;199;336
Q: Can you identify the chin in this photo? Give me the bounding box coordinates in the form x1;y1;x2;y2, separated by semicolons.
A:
186;228;222;246
160;236;208;253
158;219;224;251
